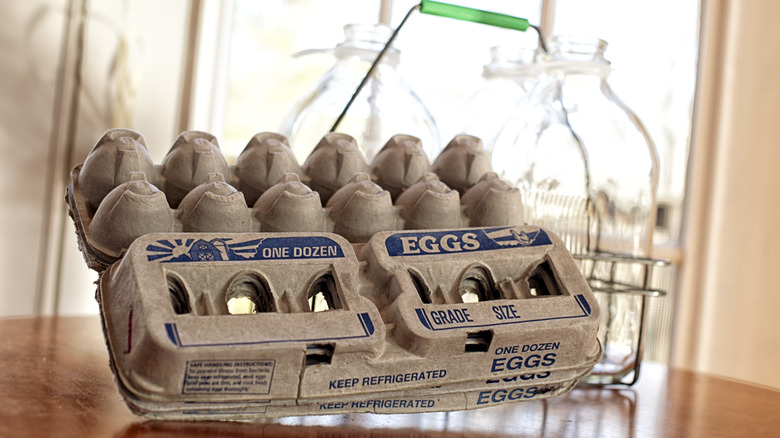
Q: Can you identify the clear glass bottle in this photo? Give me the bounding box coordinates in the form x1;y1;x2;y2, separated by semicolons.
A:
279;24;441;163
492;35;660;385
491;66;592;255
459;45;540;153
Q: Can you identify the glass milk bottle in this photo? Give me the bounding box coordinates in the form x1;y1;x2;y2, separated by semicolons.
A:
492;35;660;385
279;24;440;163
459;45;540;152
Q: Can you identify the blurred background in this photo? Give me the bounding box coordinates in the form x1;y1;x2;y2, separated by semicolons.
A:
1;0;778;390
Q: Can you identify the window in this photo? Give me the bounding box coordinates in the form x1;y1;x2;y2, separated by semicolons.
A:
209;1;697;363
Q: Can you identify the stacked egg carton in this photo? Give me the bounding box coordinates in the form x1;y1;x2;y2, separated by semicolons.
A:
67;129;602;419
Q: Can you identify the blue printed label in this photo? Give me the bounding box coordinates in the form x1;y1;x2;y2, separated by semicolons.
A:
476;385;560;405
328;369;447;391
146;236;344;263
414;294;592;331
384;227;552;257
319;399;437;410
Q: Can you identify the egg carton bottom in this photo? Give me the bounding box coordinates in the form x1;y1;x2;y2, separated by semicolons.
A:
111;367;584;421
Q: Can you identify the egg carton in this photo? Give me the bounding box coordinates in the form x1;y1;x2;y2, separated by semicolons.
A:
67;129;523;272
120;378;583;420
67;129;601;419
98;228;600;419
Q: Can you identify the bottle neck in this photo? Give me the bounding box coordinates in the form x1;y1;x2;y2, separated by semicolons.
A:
334;24;400;66
482;46;540;79
543;35;612;79
543;60;611;79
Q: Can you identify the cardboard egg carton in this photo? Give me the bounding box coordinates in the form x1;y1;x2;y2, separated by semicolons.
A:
67;129;601;419
98;228;600;419
67;129;523;271
118;379;582;419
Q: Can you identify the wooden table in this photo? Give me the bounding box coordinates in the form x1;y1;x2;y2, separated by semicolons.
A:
1;316;778;437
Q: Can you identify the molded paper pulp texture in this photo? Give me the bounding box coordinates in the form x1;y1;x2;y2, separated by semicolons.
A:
67;129;601;419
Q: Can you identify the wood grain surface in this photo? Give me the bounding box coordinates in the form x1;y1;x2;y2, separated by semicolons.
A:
1;316;778;437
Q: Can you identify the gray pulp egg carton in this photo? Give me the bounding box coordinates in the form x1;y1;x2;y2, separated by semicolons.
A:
67;129;601;420
67;129;523;271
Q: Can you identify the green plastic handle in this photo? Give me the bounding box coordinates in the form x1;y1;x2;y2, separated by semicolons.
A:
419;0;530;32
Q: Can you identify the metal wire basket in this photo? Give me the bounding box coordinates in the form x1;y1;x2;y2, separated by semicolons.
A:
574;251;670;385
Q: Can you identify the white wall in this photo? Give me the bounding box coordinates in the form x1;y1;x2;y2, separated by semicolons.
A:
0;0;68;316
0;0;190;316
674;0;780;389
